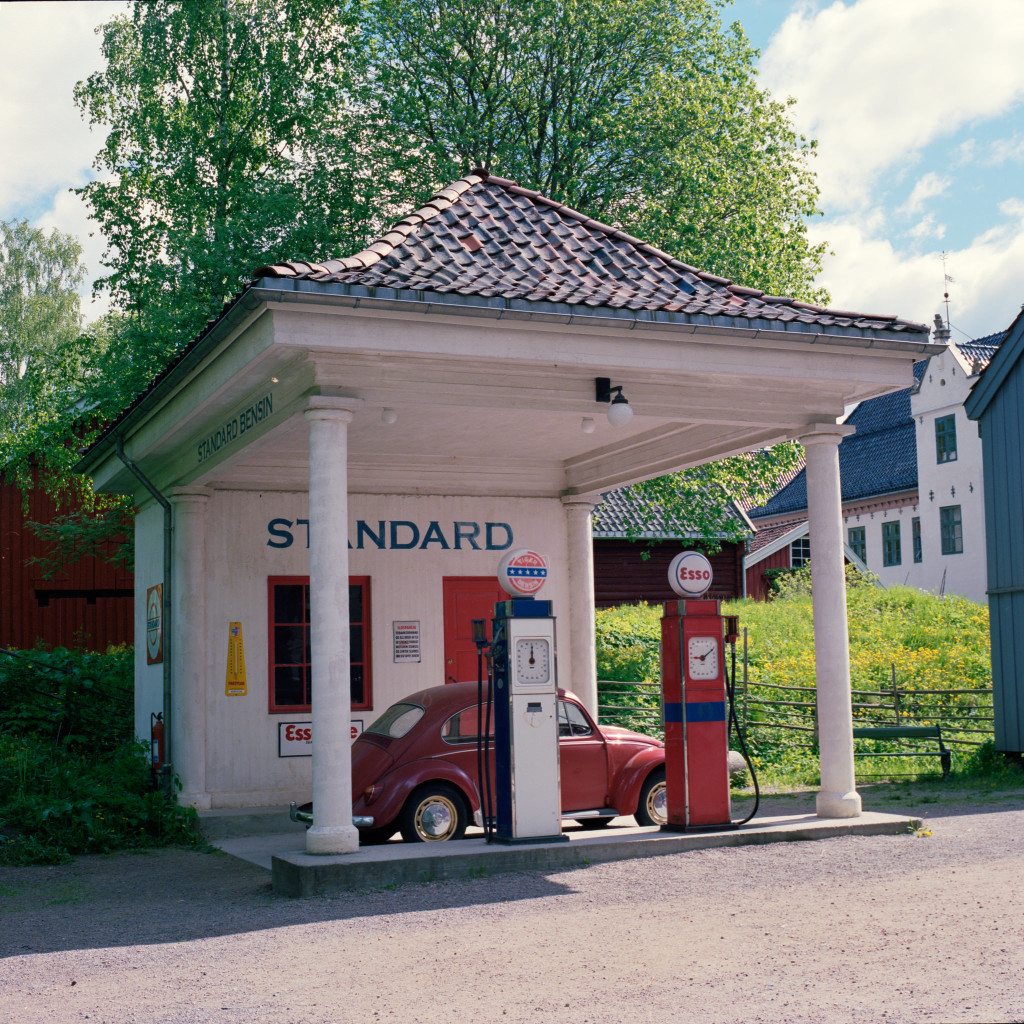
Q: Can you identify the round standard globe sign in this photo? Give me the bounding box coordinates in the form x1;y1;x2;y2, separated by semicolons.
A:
497;548;549;597
668;550;714;598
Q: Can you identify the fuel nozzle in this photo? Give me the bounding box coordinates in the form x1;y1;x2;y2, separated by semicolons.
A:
723;614;740;645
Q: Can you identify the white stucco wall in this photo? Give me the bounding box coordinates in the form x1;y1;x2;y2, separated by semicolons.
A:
911;348;988;604
135;489;572;806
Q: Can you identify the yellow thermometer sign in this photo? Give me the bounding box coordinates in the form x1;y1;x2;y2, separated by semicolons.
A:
225;621;247;696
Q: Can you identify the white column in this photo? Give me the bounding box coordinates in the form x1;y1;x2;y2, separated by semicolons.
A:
305;396;363;854
801;423;861;819
562;498;598;715
169;486;211;810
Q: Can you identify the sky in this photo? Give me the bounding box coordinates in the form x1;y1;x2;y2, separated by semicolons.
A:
2;0;1023;340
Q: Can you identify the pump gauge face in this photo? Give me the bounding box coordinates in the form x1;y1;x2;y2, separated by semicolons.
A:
687;636;720;680
514;637;552;685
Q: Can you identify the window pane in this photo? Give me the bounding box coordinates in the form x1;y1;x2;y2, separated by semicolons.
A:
349;583;363;622
940;505;963;554
936;415;958;463
350;623;363;663
275;625;305;665
274;665;305;707
912;517;922;563
848;526;866;563
350;664;364;706
274;584;305;624
882;522;901;566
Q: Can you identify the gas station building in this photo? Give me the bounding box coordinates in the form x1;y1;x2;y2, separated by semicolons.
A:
76;170;938;854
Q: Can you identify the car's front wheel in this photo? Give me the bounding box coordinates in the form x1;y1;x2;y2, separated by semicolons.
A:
635;767;667;827
399;783;468;842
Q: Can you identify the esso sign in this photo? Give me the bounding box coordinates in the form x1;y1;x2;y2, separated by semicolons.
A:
668;551;714;598
498;548;549;597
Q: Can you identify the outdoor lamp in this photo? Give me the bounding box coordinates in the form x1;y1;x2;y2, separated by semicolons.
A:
596;377;633;427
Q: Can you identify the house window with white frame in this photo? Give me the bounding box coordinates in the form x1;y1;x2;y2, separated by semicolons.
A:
882;521;901;566
790;536;810;568
935;414;958;464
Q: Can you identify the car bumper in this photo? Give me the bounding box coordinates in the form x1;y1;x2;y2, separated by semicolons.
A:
289;802;374;828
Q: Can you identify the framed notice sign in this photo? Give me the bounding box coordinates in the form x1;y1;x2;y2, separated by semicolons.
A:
393;620;421;663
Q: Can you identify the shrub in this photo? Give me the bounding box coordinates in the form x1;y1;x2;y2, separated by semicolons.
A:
0;646;200;864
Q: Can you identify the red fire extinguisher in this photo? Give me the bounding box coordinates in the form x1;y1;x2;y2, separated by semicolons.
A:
150;712;165;787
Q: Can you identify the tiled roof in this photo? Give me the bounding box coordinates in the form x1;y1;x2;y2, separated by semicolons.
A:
254;170;930;336
956;332;1005;373
751;361;926;518
747;520;805;556
592;487;747;538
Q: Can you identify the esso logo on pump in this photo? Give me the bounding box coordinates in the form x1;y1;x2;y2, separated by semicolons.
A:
668;550;714;598
498;549;549;597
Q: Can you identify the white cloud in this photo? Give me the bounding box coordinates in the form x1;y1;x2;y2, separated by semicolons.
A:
908;214;946;242
0;2;124;215
760;0;1024;212
984;134;1024;165
813;204;1024;338
898;173;951;217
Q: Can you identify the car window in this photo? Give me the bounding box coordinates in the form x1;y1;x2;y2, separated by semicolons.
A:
558;700;593;737
441;705;493;745
366;702;424;739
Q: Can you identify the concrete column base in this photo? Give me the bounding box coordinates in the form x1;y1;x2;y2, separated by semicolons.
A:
816;789;862;819
305;824;360;855
178;791;212;811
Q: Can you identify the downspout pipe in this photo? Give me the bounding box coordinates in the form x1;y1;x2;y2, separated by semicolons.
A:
114;436;173;797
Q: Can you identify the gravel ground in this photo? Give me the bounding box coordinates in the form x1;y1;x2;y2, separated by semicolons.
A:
1;784;1023;1024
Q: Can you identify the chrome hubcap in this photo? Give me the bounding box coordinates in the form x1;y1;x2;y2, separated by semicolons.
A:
416;796;457;840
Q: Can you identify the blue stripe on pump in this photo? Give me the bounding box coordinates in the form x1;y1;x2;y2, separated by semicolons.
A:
685;701;726;723
663;702;683;723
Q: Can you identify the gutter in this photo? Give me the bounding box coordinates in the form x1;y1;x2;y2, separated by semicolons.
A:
114;437;173;797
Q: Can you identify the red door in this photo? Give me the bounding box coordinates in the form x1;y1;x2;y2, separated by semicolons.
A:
442;576;507;684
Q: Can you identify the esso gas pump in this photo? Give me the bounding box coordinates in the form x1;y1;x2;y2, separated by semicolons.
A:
490;549;567;845
661;551;734;831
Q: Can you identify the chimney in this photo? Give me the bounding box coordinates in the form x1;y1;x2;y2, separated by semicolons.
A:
932;313;951;345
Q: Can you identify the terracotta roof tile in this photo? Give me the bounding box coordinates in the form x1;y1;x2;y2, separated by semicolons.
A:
250;169;930;337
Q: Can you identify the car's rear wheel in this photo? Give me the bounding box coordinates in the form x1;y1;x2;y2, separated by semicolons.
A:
399;783;468;842
635;767;667;827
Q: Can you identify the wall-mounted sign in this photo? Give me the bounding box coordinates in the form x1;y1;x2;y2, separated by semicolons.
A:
498;548;549;596
225;621;247;696
278;720;363;757
146;585;163;665
393;620;421;663
196;391;274;465
668;550;714;598
266;517;514;551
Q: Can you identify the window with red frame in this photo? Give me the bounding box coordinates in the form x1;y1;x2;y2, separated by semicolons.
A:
268;576;371;712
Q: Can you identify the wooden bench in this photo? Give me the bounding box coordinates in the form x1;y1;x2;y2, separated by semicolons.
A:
852;725;951;779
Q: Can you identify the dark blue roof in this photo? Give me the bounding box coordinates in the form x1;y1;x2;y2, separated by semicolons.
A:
751;362;925;517
956;333;1005;371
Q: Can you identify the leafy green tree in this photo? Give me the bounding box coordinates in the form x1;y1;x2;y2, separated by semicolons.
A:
365;0;826;301
74;0;371;358
71;0;822;544
0;221;86;449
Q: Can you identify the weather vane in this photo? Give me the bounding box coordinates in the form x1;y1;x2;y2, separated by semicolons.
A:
938;251;954;328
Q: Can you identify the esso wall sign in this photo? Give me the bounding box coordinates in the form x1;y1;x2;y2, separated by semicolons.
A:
498;549;549;597
668;550;714;598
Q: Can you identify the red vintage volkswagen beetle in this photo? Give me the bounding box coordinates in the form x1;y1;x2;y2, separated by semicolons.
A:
294;681;666;843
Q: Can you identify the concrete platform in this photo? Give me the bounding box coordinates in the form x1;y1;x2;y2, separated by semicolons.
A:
204;810;923;897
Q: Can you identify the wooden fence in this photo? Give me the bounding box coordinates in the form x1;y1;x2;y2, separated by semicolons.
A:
597;667;994;748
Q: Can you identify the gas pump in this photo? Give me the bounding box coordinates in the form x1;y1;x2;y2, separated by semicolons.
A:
490;549;567;845
661;551;733;831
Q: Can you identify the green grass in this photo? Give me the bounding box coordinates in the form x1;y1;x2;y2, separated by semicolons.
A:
595;572;1009;790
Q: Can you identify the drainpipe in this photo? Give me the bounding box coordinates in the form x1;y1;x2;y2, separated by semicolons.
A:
114;437;173;797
